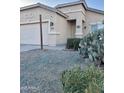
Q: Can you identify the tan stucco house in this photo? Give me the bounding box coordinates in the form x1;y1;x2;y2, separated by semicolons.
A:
20;0;104;46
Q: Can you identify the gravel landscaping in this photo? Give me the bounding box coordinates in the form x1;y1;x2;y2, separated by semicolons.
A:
20;49;88;93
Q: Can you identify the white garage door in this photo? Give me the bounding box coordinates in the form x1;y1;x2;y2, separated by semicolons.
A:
20;22;48;45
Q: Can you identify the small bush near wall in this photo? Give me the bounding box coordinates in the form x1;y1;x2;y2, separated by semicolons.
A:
85;80;103;93
79;30;104;67
66;38;81;51
60;65;104;93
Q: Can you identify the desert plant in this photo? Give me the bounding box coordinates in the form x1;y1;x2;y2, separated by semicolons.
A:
79;30;104;66
85;80;101;93
61;65;104;93
66;38;81;51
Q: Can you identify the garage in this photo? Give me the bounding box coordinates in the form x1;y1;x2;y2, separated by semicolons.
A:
20;22;48;45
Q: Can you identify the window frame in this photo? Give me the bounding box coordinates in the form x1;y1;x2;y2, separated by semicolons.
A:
90;22;104;32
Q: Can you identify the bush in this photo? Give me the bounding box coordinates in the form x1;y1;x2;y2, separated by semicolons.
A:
79;30;104;66
66;38;81;51
61;65;104;93
85;80;102;93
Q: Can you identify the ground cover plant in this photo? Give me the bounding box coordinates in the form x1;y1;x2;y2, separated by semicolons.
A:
61;65;104;93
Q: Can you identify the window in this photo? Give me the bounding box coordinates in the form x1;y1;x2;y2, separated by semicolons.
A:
50;22;54;26
50;22;54;30
91;22;104;32
97;23;104;30
91;24;98;32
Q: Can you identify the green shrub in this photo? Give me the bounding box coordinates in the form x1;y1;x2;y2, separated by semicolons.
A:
85;80;101;93
79;30;104;66
66;38;81;51
61;65;104;93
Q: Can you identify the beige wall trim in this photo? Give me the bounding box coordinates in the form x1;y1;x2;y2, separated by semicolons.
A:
20;19;51;34
20;19;49;25
90;21;103;25
48;32;60;35
75;32;83;35
20;19;60;35
63;9;86;16
20;22;40;25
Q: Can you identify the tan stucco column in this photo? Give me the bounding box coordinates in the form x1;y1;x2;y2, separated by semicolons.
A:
75;18;83;38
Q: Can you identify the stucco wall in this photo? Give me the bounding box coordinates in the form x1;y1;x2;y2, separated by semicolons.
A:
20;7;57;25
21;7;57;46
69;21;76;38
85;11;104;35
56;14;71;45
57;4;86;15
20;8;39;24
57;4;86;21
37;7;57;25
20;7;69;46
37;7;58;46
20;5;104;45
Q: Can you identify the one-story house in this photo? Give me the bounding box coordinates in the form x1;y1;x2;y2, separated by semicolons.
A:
20;0;104;46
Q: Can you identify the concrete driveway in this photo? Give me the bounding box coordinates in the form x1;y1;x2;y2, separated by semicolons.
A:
20;44;40;52
20;44;66;52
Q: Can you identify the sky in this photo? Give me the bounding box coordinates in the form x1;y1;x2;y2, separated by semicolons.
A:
20;0;104;10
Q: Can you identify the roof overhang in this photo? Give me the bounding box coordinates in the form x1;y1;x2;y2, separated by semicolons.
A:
20;3;68;18
87;7;104;15
55;0;87;10
55;0;104;15
20;0;104;17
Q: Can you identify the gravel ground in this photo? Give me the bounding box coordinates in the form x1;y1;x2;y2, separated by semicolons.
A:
20;49;88;93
